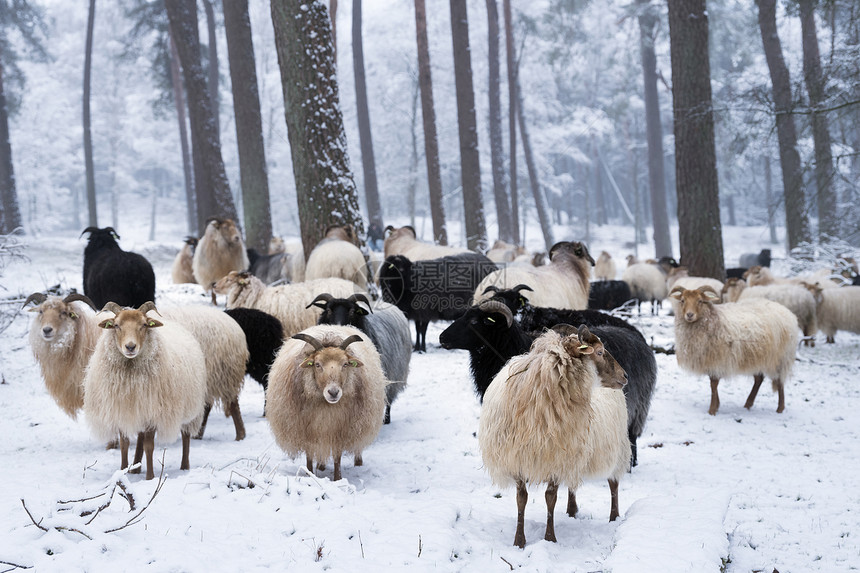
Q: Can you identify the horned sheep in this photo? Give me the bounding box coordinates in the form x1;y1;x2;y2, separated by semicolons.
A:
670;285;798;415
25;292;100;419
266;325;388;481
212;271;360;337
473;241;595;310
83;302;207;480
478;326;630;548
192;218;249;300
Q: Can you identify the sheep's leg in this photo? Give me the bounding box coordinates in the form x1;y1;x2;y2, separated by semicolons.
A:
383;404;391;425
119;434;130;471
180;429;191;470
629;428;638;468
608;479;620;522
130;432;144;474
745;374;765;410
414;320;428;352
306;454;314;475
333;453;342;481
194;403;212;440
826;334;835;344
514;479;528;548
228;399;246;441
566;488;578;517
708;376;721;415
544;481;558;543
354;452;363;467
210;290;217;306
143;429;156;481
775;379;785;414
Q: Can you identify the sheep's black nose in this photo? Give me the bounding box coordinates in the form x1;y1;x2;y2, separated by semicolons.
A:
125;343;136;352
42;326;53;336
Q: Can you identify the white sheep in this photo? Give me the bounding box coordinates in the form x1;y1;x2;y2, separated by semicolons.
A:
473;241;594;309
212;271;361;336
193;218;250;300
158;305;250;440
594;250;617;281
171;237;198;284
83;302;207;480
25;293;100;419
722;279;818;346
670;285;798;415
479;326;630;548
808;285;860;343
622;262;669;314
266;325;387;481
383;225;471;261
305;238;368;290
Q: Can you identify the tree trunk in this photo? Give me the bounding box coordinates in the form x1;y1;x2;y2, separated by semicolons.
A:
414;0;448;245
799;0;837;243
0;56;22;234
224;0;272;253
201;0;220;138
516;76;554;252
166;0;237;234
591;138;607;225
407;73;419;229
450;0;487;251
353;0;382;229
485;0;513;243
668;0;724;280
503;0;519;244
329;0;338;63
271;0;364;261
169;30;197;236
757;0;810;250
83;0;98;227
637;0;673;258
763;155;778;244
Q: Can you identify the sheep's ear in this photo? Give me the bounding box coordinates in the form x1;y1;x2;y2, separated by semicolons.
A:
347;357;363;368
145;318;163;328
98;318;116;329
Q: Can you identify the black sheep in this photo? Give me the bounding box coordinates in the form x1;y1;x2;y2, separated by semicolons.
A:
224;307;284;413
725;267;748;280
81;227;155;310
738;248;771;269
587;280;633;311
379;252;497;352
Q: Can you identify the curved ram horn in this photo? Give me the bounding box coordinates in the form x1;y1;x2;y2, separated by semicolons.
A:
482;285;501;295
339;334;364;350
104;227;120;240
512;284;534;293
576;324;591;342
306;293;334;309
101;302;123;315
23;292;47;308
548;241;567;260
292;333;324;351
80;226;100;238
477;300;513;328
63;293;97;310
347;293;372;312
137;301;160;316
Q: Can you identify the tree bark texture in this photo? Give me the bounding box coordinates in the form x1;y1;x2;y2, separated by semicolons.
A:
757;0;810;249
636;0;673;258
329;0;338;63
166;0;237;234
503;0;519;243
271;0;364;261
485;0;512;243
224;0;272;253
667;0;724;280
83;0;98;227
168;31;196;236
798;0;837;242
516;77;554;252
352;0;382;229
201;0;220;138
0;56;22;234
450;0;487;251
414;0;448;245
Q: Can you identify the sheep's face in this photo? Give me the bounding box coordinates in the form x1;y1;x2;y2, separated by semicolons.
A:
549;241;595;266
99;310;162;359
439;306;510;350
670;286;719;323
213;271;250;295
576;330;627;390
301;347;364;404
207;218;243;248
30;298;79;345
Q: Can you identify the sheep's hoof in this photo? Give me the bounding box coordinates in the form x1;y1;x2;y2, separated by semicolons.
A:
129;466;141;475
513;534;526;549
776;405;785;414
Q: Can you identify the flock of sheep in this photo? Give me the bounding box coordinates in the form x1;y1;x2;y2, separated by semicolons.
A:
22;221;860;548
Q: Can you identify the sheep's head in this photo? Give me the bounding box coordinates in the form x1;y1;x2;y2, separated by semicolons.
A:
549;241;595;266
482;284;533;312
213;271;252;294
268;236;286;255
98;302;162;359
25;293;97;343
439;300;513;350
555;324;627;390
669;286;719;323
385;226;416;241
720;277;746;303
308;293;372;326
205;218;243;247
324;224;358;245
379;255;412;305
292;333;364;404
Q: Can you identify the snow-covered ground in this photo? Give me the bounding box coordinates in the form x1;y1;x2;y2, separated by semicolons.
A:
1;224;858;572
